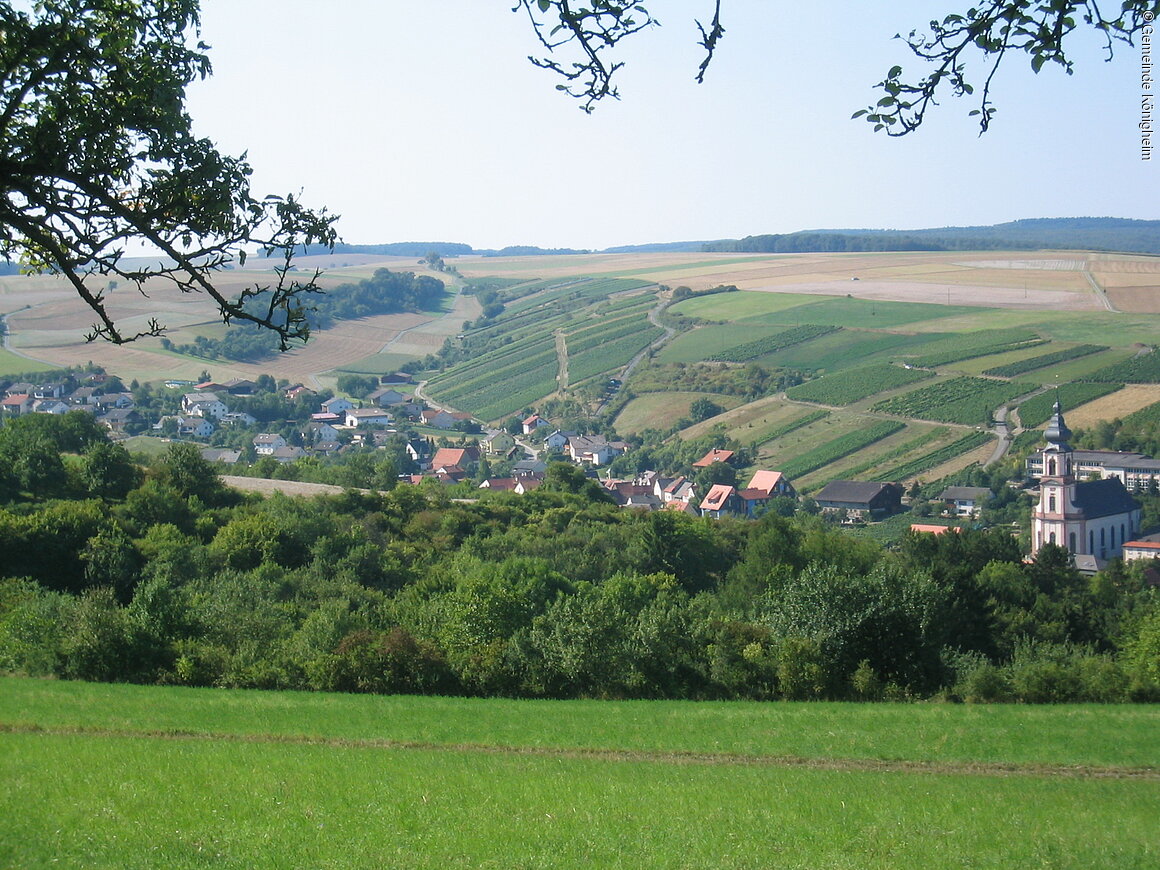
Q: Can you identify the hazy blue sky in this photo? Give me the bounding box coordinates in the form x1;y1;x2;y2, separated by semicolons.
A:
186;1;1154;250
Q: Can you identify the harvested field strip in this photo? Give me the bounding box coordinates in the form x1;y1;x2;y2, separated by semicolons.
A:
786;363;935;405
4;724;1156;779
1017;382;1124;428
983;343;1108;377
781;420;905;479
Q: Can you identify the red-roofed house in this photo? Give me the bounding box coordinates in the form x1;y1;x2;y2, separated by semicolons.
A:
431;446;481;473
699;483;736;518
692;448;735;468
745;470;795;499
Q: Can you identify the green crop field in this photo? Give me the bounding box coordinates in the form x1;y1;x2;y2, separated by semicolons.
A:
742;296;984;329
2;679;1156;870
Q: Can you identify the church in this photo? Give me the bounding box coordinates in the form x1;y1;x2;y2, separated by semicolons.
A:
1031;400;1141;566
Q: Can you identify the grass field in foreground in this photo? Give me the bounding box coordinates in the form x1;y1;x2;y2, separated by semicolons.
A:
2;680;1157;869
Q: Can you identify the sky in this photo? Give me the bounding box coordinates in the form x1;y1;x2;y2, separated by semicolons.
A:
184;1;1156;251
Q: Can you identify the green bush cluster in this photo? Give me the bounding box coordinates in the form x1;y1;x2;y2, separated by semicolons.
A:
1;419;1158;703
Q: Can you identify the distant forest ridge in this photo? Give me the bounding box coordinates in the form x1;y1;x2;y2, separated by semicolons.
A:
703;218;1160;255
284;218;1160;258
5;219;1157;274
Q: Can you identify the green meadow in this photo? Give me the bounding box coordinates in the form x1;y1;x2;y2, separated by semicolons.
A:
2;679;1157;869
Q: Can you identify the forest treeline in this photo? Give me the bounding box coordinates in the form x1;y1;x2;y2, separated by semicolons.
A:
1;414;1158;703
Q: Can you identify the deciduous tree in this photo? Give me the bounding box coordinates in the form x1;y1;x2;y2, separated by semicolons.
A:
0;0;337;346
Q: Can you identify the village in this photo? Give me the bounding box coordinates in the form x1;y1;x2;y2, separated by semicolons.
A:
6;366;1160;575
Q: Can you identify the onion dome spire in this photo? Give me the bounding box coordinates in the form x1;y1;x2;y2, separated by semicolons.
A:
1044;399;1072;449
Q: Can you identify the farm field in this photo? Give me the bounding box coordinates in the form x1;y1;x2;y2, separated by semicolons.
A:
612;391;745;435
5;249;1160;486
2;679;1157;869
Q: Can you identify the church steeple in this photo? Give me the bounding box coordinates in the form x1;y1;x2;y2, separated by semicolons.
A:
1040;398;1074;482
1043;399;1072;451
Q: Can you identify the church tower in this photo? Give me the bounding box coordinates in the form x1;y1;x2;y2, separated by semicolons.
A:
1031;399;1140;563
1032;400;1079;553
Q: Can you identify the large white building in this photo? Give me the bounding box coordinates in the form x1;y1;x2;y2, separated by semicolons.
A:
1031;401;1141;565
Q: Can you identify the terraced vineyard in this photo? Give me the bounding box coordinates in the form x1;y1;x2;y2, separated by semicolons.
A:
983;344;1107;377
706;324;839;363
873;377;1038;425
873;430;993;482
786;363;934;406
904;329;1045;368
780;420;906;480
1017;382;1124;428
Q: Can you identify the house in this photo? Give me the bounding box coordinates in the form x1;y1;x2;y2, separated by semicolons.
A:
97;407;142;433
321;396;355;416
1122;533;1160;562
544;429;577;452
1031;401;1141;564
939;486;991;517
699;483;737;518
181;391;228;419
514;476;543;494
567;434;621;466
479;477;520;491
253;433;287;455
67;386;102;405
431;446;481;472
381;372;413;385
745;470;796;500
406;437;433;469
522;414;549;435
218;412;255;428
1;394;33;415
92;392;135;411
284;384;316;401
511;459;548;477
482;430;517;456
814;480;904;520
420;409;455;429
32;383;65;399
910;523;957;535
654;475;697;505
367;388;406;407
313;441;343;457
201;447;242;465
272;445;306;463
194;381;228;393
223;378;257;395
32;399;71;415
345;408;393;428
177;416;215;438
692;448;735;468
302;421;341;443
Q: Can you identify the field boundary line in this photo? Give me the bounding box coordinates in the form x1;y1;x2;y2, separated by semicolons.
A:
2;722;1156;780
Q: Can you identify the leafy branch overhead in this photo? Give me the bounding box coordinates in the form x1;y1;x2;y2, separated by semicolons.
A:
0;0;338;347
517;1;1155;133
